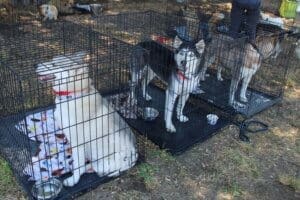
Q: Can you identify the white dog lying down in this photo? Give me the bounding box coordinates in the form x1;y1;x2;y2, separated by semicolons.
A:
36;52;138;187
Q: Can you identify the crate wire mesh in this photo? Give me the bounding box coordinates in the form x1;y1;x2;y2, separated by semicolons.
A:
0;21;144;199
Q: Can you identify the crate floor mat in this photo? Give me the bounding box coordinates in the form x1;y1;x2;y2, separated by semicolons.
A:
126;85;230;155
195;72;281;118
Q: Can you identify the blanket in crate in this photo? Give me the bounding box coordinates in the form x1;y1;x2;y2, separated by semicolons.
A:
15;92;138;181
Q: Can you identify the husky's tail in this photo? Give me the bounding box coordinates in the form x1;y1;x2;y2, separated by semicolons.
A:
72;3;91;13
72;3;103;16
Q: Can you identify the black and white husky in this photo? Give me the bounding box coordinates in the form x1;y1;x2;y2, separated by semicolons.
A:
130;37;205;133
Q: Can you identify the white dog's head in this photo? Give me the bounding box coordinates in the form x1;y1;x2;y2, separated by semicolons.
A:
36;52;91;93
173;36;205;77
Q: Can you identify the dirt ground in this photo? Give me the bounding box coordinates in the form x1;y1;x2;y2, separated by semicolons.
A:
0;0;299;200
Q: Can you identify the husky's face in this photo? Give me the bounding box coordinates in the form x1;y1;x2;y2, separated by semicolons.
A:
173;36;205;76
36;52;90;92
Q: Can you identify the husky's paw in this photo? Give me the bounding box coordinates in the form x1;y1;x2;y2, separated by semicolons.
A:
240;96;248;103
145;94;152;101
166;123;176;133
200;74;206;81
177;115;189;122
63;176;79;187
231;101;246;110
217;76;224;81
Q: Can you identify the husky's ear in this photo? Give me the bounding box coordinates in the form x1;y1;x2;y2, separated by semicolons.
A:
195;39;205;54
173;36;183;49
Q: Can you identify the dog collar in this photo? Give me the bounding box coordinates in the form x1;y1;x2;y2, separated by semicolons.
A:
53;91;73;96
177;70;188;81
53;88;89;97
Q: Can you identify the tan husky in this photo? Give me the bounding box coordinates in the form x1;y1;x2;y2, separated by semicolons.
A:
200;28;283;108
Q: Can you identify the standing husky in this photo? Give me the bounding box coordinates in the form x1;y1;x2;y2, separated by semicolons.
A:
39;4;58;21
36;52;138;187
200;30;283;108
130;37;205;132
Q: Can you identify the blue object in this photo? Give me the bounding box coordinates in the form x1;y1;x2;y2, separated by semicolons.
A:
175;26;192;41
175;23;210;42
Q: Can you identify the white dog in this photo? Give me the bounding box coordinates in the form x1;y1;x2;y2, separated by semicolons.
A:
36;52;138;187
39;4;58;21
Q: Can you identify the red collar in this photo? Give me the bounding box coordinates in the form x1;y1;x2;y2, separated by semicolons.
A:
53;88;89;96
177;70;188;81
53;90;73;96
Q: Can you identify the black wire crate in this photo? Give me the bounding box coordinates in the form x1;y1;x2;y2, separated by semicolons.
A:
0;21;145;199
91;10;294;152
93;11;231;154
197;21;293;118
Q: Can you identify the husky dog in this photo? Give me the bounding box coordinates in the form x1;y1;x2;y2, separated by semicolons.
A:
199;28;283;108
39;4;58;21
36;52;138;187
130;37;205;133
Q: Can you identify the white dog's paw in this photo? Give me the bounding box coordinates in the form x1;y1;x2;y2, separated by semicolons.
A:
128;98;137;106
63;176;79;187
240;96;248;103
108;171;120;177
166;123;176;133
177;114;189;122
192;86;205;95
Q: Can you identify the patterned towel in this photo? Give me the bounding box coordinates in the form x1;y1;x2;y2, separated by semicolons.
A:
16;109;74;181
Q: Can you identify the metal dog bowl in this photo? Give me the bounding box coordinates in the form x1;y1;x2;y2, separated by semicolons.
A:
142;107;159;121
32;178;62;200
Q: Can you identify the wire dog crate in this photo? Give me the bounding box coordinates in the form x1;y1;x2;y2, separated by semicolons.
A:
0;21;143;199
93;11;232;154
0;3;295;199
92;10;293;151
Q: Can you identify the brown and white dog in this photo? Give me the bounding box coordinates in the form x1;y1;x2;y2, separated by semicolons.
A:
200;27;283;108
39;4;58;21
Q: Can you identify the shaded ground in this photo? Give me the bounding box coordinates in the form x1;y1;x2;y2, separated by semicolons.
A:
0;0;299;200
